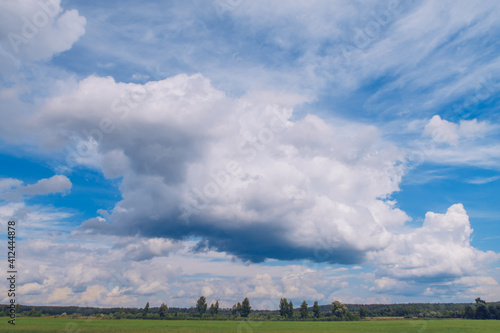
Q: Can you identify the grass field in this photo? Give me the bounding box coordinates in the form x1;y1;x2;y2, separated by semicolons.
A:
1;317;499;332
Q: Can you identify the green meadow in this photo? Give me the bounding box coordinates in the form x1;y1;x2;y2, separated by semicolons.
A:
1;317;499;332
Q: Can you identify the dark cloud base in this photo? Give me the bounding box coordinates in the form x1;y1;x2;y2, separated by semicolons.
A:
81;211;366;265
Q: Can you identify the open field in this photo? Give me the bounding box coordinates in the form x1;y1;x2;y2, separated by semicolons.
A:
1;318;499;332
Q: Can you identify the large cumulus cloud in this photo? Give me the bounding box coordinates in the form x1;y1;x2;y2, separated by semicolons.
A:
28;73;410;264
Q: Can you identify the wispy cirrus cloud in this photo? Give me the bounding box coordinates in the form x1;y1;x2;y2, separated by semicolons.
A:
466;176;500;185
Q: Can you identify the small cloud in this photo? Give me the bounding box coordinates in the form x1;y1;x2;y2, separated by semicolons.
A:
131;73;150;81
424;115;493;146
331;267;349;273
424;115;459;146
0;175;72;201
466;176;500;185
482;235;500;241
0;1;86;62
113;237;183;261
0;178;23;192
18;175;72;196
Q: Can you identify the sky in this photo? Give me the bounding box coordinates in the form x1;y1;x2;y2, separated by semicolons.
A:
0;0;499;310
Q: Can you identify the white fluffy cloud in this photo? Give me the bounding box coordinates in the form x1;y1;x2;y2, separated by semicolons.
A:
114;237;184;261
419;115;500;167
0;0;86;64
371;204;499;280
424;115;492;146
0;175;71;201
0;178;23;192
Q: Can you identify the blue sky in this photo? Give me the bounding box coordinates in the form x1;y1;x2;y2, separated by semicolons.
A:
0;0;499;309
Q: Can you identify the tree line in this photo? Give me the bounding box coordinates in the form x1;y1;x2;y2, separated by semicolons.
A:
2;297;499;320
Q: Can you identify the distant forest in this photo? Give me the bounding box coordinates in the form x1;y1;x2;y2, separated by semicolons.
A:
2;297;499;321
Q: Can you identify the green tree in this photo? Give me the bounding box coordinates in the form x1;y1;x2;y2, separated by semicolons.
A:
28;307;36;317
196;296;207;315
475;303;490;319
237;302;242;314
287;300;294;318
231;304;238;316
240;298;251;318
312;301;321;318
159;303;168;318
463;305;474;319
359;306;367;319
488;305;498;320
214;301;219;315
209;303;216;316
279;298;288;317
300;301;308;319
331;300;348;320
114;308;124;319
143;302;150;317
